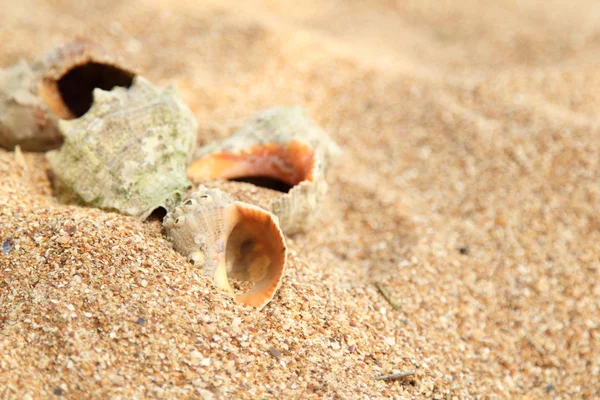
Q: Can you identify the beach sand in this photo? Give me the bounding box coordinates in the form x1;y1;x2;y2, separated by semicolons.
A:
1;0;599;398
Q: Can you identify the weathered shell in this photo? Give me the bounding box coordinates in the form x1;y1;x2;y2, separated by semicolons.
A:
0;39;136;151
164;186;287;309
187;106;340;234
46;76;198;220
36;39;136;120
0;61;62;151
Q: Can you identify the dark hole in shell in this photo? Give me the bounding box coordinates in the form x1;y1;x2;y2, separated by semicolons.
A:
58;62;135;117
148;207;167;222
230;176;293;193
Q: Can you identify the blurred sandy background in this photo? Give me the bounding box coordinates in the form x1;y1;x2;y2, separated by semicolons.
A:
1;0;599;398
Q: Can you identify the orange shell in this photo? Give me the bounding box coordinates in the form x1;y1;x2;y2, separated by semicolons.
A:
186;107;339;234
36;39;136;119
163;186;287;309
187;140;317;187
225;202;287;307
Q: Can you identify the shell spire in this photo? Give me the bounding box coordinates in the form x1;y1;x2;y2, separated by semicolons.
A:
164;186;287;309
46;76;198;220
187;106;340;234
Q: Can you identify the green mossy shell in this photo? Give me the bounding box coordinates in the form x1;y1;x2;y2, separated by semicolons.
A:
46;76;198;220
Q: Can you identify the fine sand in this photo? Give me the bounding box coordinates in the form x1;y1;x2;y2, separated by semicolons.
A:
1;0;599;398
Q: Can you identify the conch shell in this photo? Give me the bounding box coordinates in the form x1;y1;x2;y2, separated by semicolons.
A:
163;186;287;309
46;76;197;220
187;106;340;234
0;39;136;151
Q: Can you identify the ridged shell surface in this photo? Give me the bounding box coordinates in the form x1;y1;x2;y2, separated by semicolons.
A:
46;76;197;220
187;106;340;234
164;186;287;309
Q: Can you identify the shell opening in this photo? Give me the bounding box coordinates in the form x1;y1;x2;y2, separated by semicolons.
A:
148;206;167;222
187;141;316;193
55;62;135;118
230;176;294;192
224;204;286;308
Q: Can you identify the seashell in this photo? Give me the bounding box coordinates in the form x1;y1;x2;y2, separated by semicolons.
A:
164;186;287;309
35;39;136;120
0;61;62;151
46;76;198;220
187;106;340;234
0;39;136;151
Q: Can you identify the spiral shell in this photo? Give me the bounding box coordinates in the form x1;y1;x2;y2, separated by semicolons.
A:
187;106;340;234
46;76;197;220
164;186;287;309
0;39;136;151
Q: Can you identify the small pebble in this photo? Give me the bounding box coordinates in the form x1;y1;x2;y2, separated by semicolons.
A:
53;388;63;396
268;346;282;359
458;246;469;255
2;237;14;254
231;317;242;333
200;358;211;366
136;317;145;325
